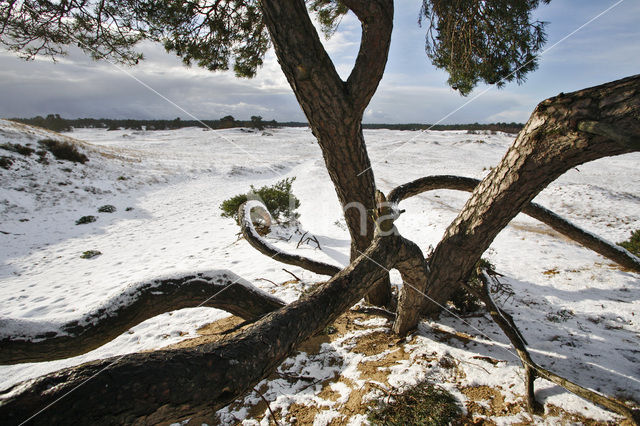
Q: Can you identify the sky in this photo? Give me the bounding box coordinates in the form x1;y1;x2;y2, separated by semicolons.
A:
0;0;638;124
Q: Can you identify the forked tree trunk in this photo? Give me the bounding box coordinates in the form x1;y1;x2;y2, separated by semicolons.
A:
259;0;394;305
421;74;640;314
1;76;638;425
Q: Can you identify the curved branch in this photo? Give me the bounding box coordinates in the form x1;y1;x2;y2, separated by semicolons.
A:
388;175;640;272
463;271;640;423
0;233;405;425
0;271;285;365
239;201;341;276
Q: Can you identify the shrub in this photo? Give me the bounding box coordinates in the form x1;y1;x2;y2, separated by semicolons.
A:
76;215;97;225
618;229;640;256
80;250;102;259
368;382;461;425
38;139;88;163
449;258;496;313
0;156;13;169
220;177;300;223
0;142;34;156
98;205;116;213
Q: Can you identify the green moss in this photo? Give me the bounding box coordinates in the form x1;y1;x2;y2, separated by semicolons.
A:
368;382;461;425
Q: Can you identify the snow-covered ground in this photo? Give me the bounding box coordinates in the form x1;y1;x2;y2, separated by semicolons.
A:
0;119;638;424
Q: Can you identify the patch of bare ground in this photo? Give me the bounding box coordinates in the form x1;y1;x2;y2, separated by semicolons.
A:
162;307;620;425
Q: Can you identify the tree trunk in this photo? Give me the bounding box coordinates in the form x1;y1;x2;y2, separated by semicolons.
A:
423;74;640;314
259;0;394;306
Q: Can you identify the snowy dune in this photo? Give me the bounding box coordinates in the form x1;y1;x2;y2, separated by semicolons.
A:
0;119;638;424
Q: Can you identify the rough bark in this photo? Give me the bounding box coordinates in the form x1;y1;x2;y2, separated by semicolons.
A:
0;271;285;365
0;233;407;425
423;74;640;314
238;201;341;276
465;271;640;424
259;0;393;306
388;175;640;272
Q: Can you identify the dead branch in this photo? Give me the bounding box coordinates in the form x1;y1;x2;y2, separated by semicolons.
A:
296;231;308;249
463;271;640;423
239;201;341;276
282;268;301;282
0;271;285;365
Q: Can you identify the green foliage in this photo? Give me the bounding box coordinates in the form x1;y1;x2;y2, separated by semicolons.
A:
250;115;264;130
368;382;461;425
0;142;34;156
307;0;349;37
38;139;88;163
420;0;550;95
449;258;496;313
98;205;117;213
76;215;97;225
80;250;102;259
220;177;300;223
618;229;640;256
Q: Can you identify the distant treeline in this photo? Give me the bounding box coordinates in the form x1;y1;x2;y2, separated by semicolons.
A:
10;114;524;134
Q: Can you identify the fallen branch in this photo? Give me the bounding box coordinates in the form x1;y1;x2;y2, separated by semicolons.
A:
239;201;341;276
463;270;640;424
0;271;285;365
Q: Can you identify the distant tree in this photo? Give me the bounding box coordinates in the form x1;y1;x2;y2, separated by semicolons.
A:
220;115;236;128
1;1;639;424
250;115;264;130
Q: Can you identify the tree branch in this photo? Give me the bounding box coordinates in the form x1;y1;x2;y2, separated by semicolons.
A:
0;270;285;365
0;233;403;424
239;201;341;276
388;175;640;272
463;271;640;424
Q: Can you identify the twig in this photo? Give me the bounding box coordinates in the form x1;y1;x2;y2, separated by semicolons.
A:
277;372;316;382
256;277;278;286
296;231;308;249
253;387;281;426
282;268;301;282
352;306;397;321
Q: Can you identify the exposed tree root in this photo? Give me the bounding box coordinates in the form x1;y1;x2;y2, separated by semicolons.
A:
388;175;640;273
239;201;341;276
0;271;285;365
462;270;640;424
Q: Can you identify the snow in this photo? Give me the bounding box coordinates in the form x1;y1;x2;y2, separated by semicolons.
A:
0;119;639;423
